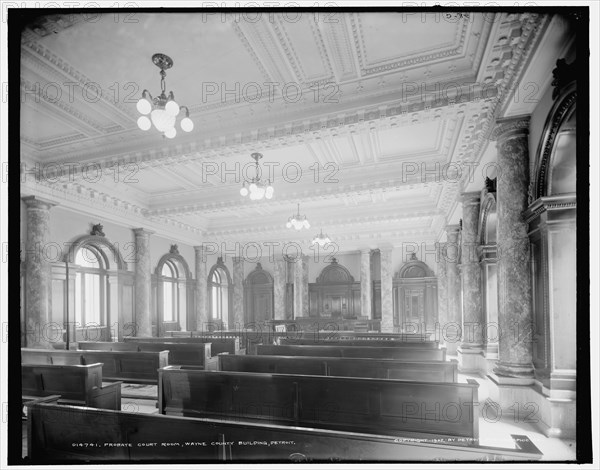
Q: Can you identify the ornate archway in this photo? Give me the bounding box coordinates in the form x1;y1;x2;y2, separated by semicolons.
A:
393;254;437;328
243;263;274;325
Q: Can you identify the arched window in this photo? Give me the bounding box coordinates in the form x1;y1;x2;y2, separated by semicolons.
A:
211;268;224;321
74;245;108;326
155;250;192;335
208;258;231;328
161;260;179;322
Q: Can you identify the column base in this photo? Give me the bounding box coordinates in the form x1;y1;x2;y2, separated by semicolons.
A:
457;347;485;374
493;360;535;378
487;373;576;439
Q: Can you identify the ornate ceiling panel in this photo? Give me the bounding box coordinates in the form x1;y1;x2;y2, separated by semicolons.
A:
19;11;563;252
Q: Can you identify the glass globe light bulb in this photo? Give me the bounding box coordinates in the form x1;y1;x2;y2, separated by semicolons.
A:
137;116;151;131
240;186;248;197
164;127;177;139
286;221;292;228
265;186;274;199
181;117;194;132
136;97;151;115
249;183;257;192
165;100;180;116
304;220;310;229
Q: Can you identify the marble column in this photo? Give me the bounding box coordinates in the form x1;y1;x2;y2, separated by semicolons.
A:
360;249;372;318
133;228;154;337
294;254;309;319
458;192;484;371
22;196;57;348
436;242;448;343
232;256;245;329
273;257;286;320
492;116;534;380
379;248;394;333
445;225;462;355
194;246;208;331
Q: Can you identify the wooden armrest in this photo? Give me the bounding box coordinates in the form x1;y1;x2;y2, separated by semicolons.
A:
89;381;122;410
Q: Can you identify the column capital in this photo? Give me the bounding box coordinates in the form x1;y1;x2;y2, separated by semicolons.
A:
132;228;155;237
490;115;530;142
360;248;373;256
22;195;58;210
460;191;481;204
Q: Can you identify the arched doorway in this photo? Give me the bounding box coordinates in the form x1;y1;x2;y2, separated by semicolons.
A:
393;254;437;330
244;263;274;327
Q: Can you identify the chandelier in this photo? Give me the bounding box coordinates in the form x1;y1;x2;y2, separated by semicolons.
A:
240;153;274;200
136;53;193;139
286;203;310;230
311;229;332;247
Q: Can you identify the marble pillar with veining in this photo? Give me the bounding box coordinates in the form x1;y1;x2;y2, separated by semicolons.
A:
273;257;286;320
232;256;245;328
194;246;209;331
23;196;57;348
460;192;483;349
436;242;448;342
294;255;309;319
360;249;372;318
445;225;462;354
133;228;154;337
492;116;534;378
379;248;394;333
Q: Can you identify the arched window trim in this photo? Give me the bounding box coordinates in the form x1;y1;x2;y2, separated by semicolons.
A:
64;235;127;271
477;191;498;246
533;82;577;201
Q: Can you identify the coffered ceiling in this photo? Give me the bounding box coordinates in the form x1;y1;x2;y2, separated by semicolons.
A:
19;11;570;250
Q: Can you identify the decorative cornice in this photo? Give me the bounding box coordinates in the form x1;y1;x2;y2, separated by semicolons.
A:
524;194;577;223
21;195;58;210
490;115;531;142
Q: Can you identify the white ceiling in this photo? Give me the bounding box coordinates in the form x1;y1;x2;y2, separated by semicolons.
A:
20;11;570;250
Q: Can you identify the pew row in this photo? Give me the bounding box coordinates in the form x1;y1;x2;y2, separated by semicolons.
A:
257;344;447;361
124;336;245;355
77;341;218;370
158;367;475;442
22;348;168;385
278;338;439;348
27;403;543;462
22;363;121;410
217;354;458;382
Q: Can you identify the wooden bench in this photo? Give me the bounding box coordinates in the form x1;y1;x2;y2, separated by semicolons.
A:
278;338;440;349
218;354;458;382
158;367;475;441
125;336;245;355
22;395;61;420
21;348;84;365
22;348;169;385
80;350;169;384
27;402;543;463
296;331;434;341
78;341;218;370
22;363;121;410
257;344;447;361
